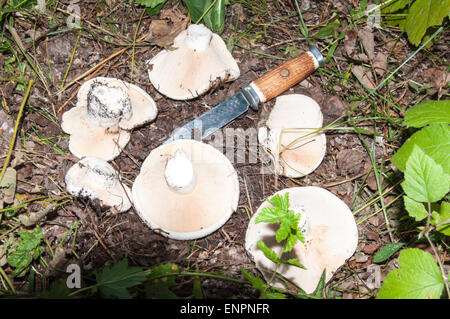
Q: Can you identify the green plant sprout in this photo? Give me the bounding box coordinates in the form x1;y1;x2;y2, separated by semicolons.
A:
254;192;306;283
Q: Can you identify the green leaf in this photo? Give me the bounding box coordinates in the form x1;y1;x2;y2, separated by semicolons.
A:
97;259;147;299
431;201;450;236
391;124;450;175
404;100;450;128
267;192;289;211
241;269;286;299
381;0;410;13
257;240;279;264
278;257;305;269
312;269;327;297
7;227;44;277
404;196;428;221
373;242;405;263
254;207;283;224
377;248;444;299
146;262;179;299
404;0;450;46
313;20;340;38
401;145;450;203
207;0;225;34
135;0;166;8
182;0;226;34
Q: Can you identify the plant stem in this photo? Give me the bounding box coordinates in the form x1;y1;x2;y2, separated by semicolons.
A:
0;79;33;184
424;201;449;298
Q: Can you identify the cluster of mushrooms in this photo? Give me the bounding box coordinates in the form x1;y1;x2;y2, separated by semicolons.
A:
62;24;357;294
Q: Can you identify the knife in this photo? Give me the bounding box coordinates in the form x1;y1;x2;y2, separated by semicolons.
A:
164;45;324;144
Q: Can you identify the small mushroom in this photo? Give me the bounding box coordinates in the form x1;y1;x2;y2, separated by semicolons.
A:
245;187;358;294
258;94;326;178
61;77;158;161
147;24;240;100
132;139;239;240
65;157;132;212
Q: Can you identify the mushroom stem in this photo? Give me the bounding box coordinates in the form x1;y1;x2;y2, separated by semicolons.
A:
83;158;118;189
86;82;132;128
164;149;196;194
183;24;212;51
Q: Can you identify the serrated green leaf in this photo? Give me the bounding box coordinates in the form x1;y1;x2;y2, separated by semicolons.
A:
377;248;444;299
276;219;290;243
404;196;428;221
241;269;286;299
267;193;289;211
7;227;44;277
241;268;266;292
391;124;450;175
255;207;283;224
373;242;405;263
278;257;305;269
257;240;279;264
404;0;450;46
401;145;450;203
97;259;147;299
404;100;450;128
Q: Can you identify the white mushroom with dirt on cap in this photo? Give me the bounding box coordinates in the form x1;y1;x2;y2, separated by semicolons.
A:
61;77;158;161
65;157;132;213
258;94;326;178
132;139;240;240
245;186;358;294
147;23;240;100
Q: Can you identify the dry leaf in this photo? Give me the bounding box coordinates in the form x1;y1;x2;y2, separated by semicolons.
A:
373;52;388;76
352;65;376;90
146;18;189;47
358;26;375;60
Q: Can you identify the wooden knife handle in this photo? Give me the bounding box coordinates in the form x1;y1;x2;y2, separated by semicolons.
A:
250;49;321;103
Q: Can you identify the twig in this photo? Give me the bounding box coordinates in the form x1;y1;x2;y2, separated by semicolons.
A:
0;80;34;184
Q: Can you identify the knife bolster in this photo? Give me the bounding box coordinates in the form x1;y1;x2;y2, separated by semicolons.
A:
241;84;261;111
250;50;320;103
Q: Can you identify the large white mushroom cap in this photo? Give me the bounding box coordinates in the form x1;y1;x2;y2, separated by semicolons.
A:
132;139;240;240
61;77;158;161
147;24;240;100
65;157;132;212
245;187;358;294
258;94;326;178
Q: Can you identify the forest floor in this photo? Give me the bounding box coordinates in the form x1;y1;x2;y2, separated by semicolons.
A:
0;0;448;299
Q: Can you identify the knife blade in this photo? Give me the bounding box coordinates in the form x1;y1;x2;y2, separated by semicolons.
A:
164;45;324;144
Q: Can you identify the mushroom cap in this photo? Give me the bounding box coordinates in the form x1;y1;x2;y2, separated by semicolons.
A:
132;139;240;240
61;106;131;161
65;157;132;212
258;94;326;178
245;187;358;294
147;24;240;100
61;77;158;160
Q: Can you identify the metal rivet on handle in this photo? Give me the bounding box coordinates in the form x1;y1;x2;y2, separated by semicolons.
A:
280;68;290;77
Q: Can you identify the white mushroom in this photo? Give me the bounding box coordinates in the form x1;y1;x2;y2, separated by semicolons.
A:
258;94;326;178
61;77;158;161
245;187;358;294
65;157;132;212
147;24;240;100
132;139;240;240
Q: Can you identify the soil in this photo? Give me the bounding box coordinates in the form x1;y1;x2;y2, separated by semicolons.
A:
0;0;448;299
